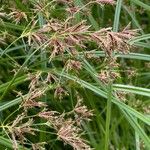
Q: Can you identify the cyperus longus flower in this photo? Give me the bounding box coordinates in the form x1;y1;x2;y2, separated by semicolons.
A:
8;8;27;24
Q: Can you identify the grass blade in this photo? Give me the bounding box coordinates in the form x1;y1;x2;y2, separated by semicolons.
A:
130;0;150;11
113;84;150;97
113;0;123;32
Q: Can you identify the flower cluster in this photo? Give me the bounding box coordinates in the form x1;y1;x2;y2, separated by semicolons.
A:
0;0;139;149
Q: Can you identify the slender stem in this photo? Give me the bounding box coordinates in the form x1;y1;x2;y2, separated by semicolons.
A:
135;118;140;150
38;12;47;142
104;83;112;150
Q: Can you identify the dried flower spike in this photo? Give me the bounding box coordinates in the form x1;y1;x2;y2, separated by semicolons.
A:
54;86;69;100
57;120;91;150
8;8;27;24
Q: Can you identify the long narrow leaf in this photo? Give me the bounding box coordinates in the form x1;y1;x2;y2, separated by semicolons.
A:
113;84;150;97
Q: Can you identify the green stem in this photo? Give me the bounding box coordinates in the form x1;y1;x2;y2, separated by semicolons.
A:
135;118;140;150
38;12;47;143
104;83;112;150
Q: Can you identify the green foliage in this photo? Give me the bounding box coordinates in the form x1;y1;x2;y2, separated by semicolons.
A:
0;0;150;149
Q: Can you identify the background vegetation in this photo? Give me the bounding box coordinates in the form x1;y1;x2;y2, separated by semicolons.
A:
0;0;150;149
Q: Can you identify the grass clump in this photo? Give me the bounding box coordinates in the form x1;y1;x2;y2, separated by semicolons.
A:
0;0;150;149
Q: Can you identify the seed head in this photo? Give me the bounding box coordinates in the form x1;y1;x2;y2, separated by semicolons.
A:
8;8;27;24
